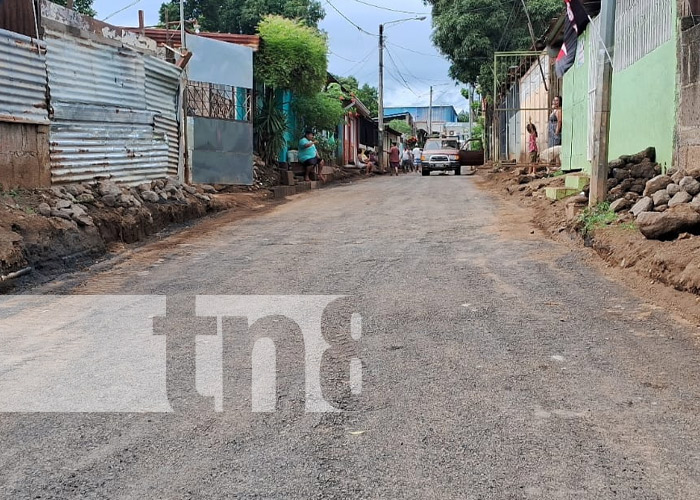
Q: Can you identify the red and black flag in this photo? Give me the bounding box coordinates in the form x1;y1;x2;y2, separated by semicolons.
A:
555;0;591;77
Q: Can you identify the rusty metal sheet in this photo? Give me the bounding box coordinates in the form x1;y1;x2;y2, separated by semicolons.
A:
44;28;146;110
0;0;38;38
50;108;169;185
145;56;180;177
44;28;172;185
0;28;49;124
154;115;179;177
145;55;180;117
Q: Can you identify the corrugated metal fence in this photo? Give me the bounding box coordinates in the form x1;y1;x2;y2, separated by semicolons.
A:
0;28;48;124
145;56;181;177
614;0;674;72
45;28;181;184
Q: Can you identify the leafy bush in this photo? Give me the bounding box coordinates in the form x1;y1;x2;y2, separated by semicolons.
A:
255;91;287;166
255;16;327;97
293;89;345;133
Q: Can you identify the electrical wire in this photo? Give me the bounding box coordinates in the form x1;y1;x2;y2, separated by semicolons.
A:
329;50;359;63
349;0;429;16
102;0;142;22
325;0;377;36
343;46;377;76
384;46;419;96
496;1;521;52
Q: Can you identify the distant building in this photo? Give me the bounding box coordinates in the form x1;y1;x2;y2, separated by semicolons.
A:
383;106;458;138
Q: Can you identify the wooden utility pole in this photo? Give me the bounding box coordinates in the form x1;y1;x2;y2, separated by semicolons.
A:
589;1;617;205
378;24;385;170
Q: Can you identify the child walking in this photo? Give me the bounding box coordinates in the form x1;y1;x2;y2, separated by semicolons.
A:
526;122;539;175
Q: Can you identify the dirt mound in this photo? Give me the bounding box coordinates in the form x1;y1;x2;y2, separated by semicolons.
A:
478;167;700;298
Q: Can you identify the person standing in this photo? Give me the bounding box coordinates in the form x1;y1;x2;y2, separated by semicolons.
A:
389;142;401;176
548;96;562;148
401;147;413;173
299;129;324;182
412;145;422;173
526;122;539;175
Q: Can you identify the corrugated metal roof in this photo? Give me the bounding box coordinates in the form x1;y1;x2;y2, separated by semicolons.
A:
0;28;49;124
125;28;260;51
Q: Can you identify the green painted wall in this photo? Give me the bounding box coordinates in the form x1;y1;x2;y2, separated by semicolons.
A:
561;7;678;173
608;37;677;169
561;26;592;173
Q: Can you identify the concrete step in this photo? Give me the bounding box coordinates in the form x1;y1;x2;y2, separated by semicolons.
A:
545;186;580;201
565;173;590;191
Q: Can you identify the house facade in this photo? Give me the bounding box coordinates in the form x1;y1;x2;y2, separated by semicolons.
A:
562;0;678;172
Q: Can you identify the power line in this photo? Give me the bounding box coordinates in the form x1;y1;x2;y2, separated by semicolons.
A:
386;42;444;59
329;49;358;63
324;0;377;37
349;0;429;16
102;0;142;22
343;46;376;76
385;46;419;96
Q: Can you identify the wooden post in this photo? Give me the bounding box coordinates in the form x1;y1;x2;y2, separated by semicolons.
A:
589;1;617;205
138;10;145;36
67;0;74;9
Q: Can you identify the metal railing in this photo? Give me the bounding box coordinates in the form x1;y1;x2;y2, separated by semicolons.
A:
185;81;252;122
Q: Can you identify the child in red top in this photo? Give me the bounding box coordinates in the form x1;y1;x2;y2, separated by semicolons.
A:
526;123;538;174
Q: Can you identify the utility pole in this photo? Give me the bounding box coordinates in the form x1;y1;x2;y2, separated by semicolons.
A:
180;0;186;49
590;1;617;205
428;85;433;136
377;24;385;170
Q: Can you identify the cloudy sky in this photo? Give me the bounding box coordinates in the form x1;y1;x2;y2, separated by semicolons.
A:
92;0;465;111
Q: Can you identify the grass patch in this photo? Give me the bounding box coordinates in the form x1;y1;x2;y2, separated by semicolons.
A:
577;202;618;236
550;169;565;177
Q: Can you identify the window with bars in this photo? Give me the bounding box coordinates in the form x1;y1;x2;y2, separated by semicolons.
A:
185;81;252;122
614;0;673;71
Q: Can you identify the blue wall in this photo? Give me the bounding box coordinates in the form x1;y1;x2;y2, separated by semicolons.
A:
384;106;458;123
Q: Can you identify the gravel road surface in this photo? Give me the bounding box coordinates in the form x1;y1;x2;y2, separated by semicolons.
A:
2;174;700;499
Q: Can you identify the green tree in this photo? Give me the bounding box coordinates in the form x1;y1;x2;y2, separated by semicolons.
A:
333;76;379;118
356;84;378;118
387;119;412;135
457;110;470;123
159;0;324;34
254;16;328;165
255;15;327;96
293;86;345;133
50;0;95;16
426;0;561;96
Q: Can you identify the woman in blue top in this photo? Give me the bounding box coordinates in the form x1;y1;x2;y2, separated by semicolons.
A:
299;129;325;182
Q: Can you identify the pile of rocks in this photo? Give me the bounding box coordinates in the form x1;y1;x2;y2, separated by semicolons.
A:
627;164;700;239
253;154;280;189
37;177;216;228
604;147;662;212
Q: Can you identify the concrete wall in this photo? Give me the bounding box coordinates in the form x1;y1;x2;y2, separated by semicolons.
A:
561;25;592;173
608;0;677;169
608;39;677;169
676;21;700;172
0;123;51;189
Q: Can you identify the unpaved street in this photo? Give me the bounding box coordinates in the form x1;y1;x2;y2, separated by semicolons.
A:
2;175;700;498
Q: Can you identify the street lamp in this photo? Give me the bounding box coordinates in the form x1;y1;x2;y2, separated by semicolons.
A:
377;16;427;169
